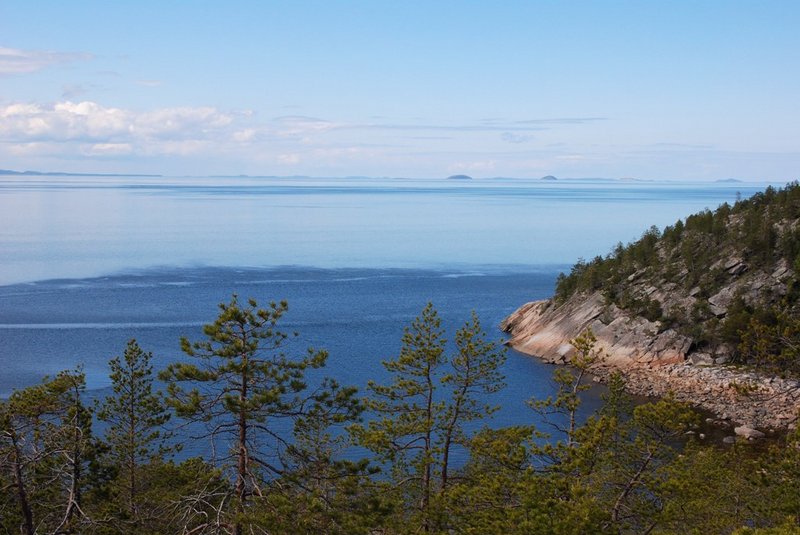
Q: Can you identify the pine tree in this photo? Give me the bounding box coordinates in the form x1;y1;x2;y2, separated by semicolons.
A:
352;304;506;531
355;302;445;530
439;311;506;492
97;339;174;529
258;378;387;534
159;295;329;535
0;370;93;535
529;329;601;447
601;397;699;532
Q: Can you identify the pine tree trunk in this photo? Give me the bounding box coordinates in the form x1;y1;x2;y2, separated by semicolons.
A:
234;356;249;535
10;432;34;535
421;363;434;532
128;398;137;520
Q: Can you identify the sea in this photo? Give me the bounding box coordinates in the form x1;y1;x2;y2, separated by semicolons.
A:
0;175;778;447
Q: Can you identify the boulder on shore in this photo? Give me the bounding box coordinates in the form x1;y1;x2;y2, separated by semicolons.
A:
734;426;765;439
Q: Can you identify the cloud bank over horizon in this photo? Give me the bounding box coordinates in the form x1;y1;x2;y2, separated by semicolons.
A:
0;96;797;181
0;99;622;176
0;2;798;180
0;100;259;165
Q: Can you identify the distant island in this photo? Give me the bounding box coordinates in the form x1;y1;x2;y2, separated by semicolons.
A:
0;168;162;178
541;175;558;181
446;174;473;180
716;178;743;183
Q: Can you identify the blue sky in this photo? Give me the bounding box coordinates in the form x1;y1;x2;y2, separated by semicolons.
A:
0;1;798;179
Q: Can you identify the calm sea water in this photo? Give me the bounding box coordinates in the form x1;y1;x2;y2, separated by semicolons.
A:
0;176;776;438
0;267;567;433
0;176;771;285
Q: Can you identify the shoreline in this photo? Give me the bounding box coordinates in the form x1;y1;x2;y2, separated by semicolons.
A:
502;295;800;433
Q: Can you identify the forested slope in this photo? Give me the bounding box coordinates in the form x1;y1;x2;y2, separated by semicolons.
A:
555;182;800;373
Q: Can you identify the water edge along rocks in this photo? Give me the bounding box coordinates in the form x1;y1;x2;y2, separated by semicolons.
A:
501;292;800;434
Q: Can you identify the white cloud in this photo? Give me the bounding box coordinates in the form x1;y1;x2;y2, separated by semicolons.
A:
0;100;260;163
0;100;246;145
6;141;69;156
0;46;92;75
233;128;257;142
0;106;632;176
269;115;605;139
81;143;133;156
132;106;234;139
273;115;338;136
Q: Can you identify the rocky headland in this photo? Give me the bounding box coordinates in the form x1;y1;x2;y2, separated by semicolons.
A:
503;184;800;434
502;294;799;433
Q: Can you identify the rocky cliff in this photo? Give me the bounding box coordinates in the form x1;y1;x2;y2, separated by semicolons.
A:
502;292;691;366
503;184;800;433
502;293;799;432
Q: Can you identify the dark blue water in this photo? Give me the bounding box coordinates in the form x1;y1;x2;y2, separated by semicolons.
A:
0;176;777;456
0;266;583;429
0;266;596;460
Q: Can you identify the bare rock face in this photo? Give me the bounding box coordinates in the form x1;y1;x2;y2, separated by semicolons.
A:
502;293;800;431
709;286;736;316
502;292;692;367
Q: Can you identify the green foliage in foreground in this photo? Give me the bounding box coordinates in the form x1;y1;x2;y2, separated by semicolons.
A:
2;297;799;534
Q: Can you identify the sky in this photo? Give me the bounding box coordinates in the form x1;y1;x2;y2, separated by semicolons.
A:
0;1;798;180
